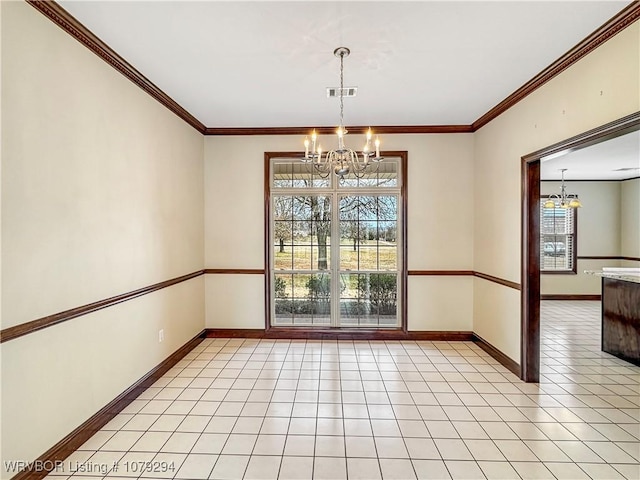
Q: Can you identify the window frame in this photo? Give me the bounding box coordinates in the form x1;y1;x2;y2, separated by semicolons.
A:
264;151;408;332
539;195;578;275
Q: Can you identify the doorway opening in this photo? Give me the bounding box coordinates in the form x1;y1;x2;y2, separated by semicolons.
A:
520;111;640;382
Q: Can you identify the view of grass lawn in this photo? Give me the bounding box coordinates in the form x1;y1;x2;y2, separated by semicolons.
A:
274;238;397;271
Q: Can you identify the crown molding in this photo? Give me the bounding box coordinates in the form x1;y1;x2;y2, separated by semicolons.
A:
204;125;473;136
542;177;640;182
472;1;640;131
26;0;206;133
26;1;640;135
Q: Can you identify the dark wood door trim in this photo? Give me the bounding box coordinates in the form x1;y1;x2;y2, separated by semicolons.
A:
521;157;541;383
521;111;640;383
0;270;204;344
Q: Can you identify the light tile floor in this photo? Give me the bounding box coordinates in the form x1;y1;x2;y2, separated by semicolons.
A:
48;301;639;479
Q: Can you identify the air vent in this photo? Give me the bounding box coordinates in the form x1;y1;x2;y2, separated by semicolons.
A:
327;87;358;98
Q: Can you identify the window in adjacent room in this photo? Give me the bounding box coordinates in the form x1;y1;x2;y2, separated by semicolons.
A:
540;197;577;273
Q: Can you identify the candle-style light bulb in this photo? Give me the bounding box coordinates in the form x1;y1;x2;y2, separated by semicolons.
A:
317;145;322;161
367;128;372;140
304;137;309;157
375;137;380;158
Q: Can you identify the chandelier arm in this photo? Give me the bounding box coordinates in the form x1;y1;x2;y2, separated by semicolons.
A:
351;157;369;172
314;159;330;171
350;150;372;178
313;161;332;179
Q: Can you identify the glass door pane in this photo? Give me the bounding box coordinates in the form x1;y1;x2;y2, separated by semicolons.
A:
338;195;399;327
272;194;331;326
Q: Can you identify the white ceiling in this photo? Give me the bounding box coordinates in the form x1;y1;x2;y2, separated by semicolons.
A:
542;130;640;181
59;1;629;128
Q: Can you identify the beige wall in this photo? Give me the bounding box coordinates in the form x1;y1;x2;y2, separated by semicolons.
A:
541;181;621;295
1;2;205;475
2;0;639;471
204;133;475;331
621;178;640;258
473;23;640;361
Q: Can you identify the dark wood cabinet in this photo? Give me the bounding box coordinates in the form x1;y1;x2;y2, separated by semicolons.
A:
602;277;640;366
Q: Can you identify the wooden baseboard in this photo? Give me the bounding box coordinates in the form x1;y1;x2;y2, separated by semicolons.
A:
207;329;520;375
12;326;519;479
11;330;207;480
541;294;601;301
472;333;521;376
206;328;473;341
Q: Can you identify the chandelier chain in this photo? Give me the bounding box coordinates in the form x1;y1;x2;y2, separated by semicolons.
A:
339;51;344;127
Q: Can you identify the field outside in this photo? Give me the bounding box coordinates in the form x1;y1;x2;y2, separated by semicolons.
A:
274;238;397;272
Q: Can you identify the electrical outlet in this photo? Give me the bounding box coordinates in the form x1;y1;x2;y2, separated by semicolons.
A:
159;329;164;343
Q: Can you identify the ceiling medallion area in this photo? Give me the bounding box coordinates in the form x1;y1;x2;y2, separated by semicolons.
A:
302;47;383;180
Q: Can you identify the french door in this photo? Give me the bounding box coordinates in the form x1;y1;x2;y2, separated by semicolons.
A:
269;156;403;328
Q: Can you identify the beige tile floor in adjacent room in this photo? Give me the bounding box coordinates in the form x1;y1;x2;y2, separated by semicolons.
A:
48;301;639;479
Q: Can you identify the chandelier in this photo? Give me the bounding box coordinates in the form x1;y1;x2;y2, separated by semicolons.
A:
543;169;582;208
302;47;382;179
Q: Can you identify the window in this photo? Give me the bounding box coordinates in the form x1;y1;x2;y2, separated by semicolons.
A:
540;197;577;273
267;154;405;329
